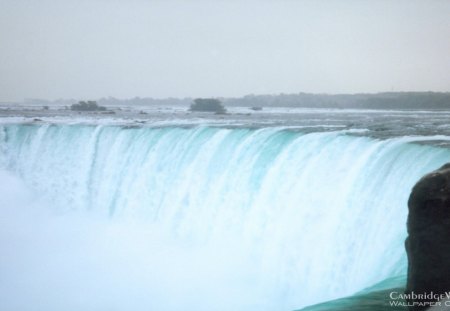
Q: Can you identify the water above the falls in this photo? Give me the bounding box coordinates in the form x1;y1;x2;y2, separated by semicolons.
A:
1;124;449;310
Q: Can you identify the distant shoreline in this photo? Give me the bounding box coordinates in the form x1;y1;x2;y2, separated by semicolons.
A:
2;91;450;110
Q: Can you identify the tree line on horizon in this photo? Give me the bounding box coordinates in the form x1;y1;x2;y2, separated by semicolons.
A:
223;92;450;109
24;92;450;110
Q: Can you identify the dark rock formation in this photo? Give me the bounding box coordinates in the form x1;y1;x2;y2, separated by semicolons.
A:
406;163;450;310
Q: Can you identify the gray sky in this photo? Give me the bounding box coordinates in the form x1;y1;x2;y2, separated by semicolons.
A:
0;0;449;101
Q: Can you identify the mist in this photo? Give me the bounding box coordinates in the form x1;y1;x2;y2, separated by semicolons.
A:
0;170;273;311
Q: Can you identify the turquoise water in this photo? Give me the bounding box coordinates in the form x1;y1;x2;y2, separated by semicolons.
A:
1;124;449;310
298;275;407;310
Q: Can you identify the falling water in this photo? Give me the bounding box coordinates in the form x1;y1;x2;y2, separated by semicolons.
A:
1;124;449;311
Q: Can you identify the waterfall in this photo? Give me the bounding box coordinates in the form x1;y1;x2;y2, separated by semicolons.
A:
1;124;449;311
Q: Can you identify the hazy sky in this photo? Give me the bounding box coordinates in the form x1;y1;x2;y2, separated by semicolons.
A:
0;0;449;101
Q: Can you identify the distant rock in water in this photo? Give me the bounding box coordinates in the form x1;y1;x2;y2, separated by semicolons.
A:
189;98;227;113
250;106;263;111
406;163;450;310
70;101;107;111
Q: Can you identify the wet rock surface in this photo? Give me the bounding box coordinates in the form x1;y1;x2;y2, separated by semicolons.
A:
406;163;450;310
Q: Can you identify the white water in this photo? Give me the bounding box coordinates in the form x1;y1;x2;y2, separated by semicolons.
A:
0;124;449;311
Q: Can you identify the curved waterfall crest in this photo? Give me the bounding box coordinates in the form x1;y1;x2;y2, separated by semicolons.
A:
1;123;449;310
